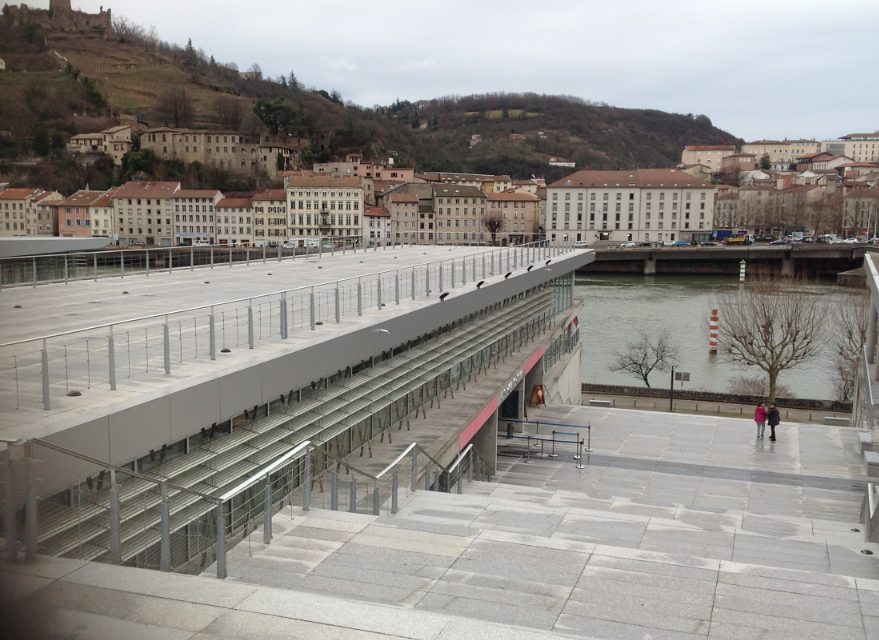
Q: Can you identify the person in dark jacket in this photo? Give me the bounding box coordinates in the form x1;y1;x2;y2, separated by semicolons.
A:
767;404;780;441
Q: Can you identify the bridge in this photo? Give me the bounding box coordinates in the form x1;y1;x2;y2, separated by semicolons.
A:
582;244;870;277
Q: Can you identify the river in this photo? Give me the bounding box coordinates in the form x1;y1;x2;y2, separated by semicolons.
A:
574;274;865;401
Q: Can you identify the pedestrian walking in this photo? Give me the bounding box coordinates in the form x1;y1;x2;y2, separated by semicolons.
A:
754;402;766;439
767;404;780;441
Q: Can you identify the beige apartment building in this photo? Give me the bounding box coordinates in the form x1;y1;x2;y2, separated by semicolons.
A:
545;169;716;244
216;197;253;246
111;181;181;246
251;189;288;246
741;139;821;169
485;191;540;243
285;175;364;241
172;190;222;245
843;189;879;236
56;190;111;238
32;191;64;236
313;154;415;182
841;132;879;163
680;145;737;172
67;125;133;166
433;184;487;244
140;128;301;178
0;188;61;237
90;191;116;239
386;192;419;244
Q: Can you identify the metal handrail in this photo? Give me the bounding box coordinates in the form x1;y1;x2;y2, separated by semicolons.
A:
217;440;311;501
0;240;564;348
33;438;219;502
447;444;473;475
503;417;592;431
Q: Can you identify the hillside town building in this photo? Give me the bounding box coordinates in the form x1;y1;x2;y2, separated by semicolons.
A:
285;175;364;241
545;169;715;244
680;145;737;172
111;181;181;246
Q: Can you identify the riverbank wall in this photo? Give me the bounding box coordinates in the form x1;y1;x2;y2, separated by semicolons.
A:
582;382;851;413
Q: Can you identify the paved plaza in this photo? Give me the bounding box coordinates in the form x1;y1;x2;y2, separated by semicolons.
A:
3;405;879;638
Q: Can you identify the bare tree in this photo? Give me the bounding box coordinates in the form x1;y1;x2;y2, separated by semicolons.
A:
157;86;194;128
484;213;503;245
729;375;794;398
830;292;868;401
718;280;827;403
213;94;245;131
610;330;679;388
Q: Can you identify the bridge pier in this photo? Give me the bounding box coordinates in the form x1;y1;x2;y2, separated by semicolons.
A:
781;257;795;278
643;258;656;275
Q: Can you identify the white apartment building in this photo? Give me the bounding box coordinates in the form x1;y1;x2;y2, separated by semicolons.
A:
841;132;879;163
172;190;222;245
111;181;181;246
364;205;391;247
285;175;364;241
216;197;253;246
680;145;737;172
545;169;716;244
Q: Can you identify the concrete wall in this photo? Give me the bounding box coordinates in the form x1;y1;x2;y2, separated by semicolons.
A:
544;344;582;405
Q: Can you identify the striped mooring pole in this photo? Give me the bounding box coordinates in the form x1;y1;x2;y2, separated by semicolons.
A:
708;307;719;353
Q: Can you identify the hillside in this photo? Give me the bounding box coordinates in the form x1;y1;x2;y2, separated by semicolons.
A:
0;8;740;190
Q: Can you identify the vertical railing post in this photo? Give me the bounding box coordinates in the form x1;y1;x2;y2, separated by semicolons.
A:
108;325;117;390
215;502;227;579
424;265;430;295
263;473;273;544
349;477;357;513
468;448;474;482
395;270;400;305
309;289;316;330
209;307;217;360
357;278;363;316
439;262;444;293
482;254;486;279
32;256;37;287
330;469;338;510
38;337;51;410
229;246;233;268
247;302;255;349
145;249;150;277
335;285;341;323
24;444;36;561
411;449;418;492
377;276;383;309
159;483;171;572
163;318;171;374
168;248;173;274
451;261;455;288
93;252;98;281
280;293;288;339
190;246;194;271
108;468;121;564
372;485;380;516
411;267;416;300
302;454;311;511
63;255;69;284
423;464;430;490
391;470;399;514
210;245;214;269
4;447;17;562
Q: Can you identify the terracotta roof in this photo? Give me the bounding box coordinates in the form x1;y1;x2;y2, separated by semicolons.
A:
548;169;710;189
33;191;61;204
286;175;362;188
839;162;879;168
56;190;107;208
364;205;389;217
841;132;879;140
103;125;131;133
373;179;406;192
174;189;221;199
92;192;114;207
0;188;41;200
486;192;539;202
684;145;736;151
388;193;418;203
252;189;287;201
112;181;181;199
217;197;252;209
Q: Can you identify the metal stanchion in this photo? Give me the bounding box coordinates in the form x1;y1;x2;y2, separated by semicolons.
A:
585;425;593;453
525;436;533;463
331;469;338;511
549;431;558;458
574;438;585;469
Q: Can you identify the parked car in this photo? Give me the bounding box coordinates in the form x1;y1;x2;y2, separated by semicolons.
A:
672;240;690;247
620;241;637;248
842;238;860;244
193;240;210;247
770;239;790;245
574;240;588;248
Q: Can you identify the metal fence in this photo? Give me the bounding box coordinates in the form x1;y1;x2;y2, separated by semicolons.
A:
3;435;492;578
1;241;575;412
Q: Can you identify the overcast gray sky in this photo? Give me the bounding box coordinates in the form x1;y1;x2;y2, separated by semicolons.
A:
43;0;879;141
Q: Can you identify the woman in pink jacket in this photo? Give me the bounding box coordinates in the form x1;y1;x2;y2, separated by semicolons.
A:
754;402;766;439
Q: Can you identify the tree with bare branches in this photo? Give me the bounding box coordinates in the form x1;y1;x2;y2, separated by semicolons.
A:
830;292;868;401
718;281;827;403
610;330;679;388
157;86;194;128
484;213;503;245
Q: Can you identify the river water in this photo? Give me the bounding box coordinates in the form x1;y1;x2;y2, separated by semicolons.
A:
574;274;865;401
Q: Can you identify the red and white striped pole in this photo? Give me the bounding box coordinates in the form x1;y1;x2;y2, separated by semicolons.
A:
708;307;719;353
